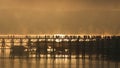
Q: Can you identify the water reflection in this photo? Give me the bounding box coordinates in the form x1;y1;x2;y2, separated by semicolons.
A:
0;58;119;68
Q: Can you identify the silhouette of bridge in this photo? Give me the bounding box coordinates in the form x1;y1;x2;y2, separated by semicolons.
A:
0;35;120;60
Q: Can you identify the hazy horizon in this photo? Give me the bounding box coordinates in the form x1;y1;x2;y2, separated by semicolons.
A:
0;0;120;35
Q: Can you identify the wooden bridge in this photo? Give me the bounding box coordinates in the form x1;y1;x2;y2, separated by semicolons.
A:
0;35;120;60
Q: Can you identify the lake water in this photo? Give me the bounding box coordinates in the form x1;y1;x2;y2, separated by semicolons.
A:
0;48;120;68
0;58;119;68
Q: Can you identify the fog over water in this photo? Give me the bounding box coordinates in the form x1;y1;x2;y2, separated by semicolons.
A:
0;0;120;35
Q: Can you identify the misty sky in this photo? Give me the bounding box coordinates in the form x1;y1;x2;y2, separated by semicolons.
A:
0;0;120;35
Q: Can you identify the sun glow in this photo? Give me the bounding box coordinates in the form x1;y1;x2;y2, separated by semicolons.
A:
54;34;65;37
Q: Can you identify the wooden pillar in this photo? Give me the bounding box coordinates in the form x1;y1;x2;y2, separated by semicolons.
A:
20;38;22;46
76;36;80;59
44;35;48;58
68;36;72;59
52;35;55;58
36;38;40;58
1;38;5;57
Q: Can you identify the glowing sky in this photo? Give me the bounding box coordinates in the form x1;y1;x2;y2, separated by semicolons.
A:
0;0;120;35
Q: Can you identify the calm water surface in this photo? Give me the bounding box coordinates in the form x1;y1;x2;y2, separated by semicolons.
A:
0;48;120;68
0;58;119;68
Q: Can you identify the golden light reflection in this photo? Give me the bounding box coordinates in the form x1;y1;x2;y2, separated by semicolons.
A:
55;39;62;42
